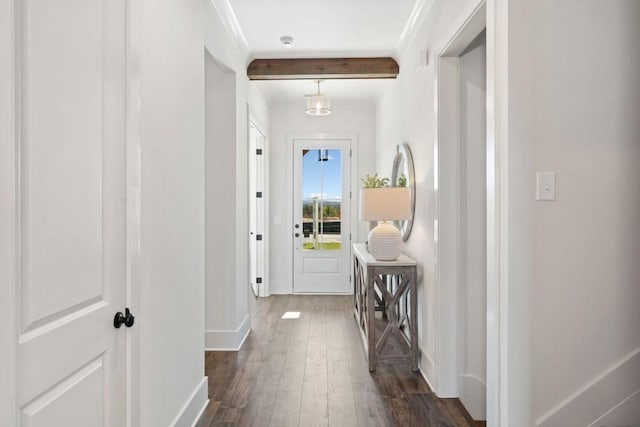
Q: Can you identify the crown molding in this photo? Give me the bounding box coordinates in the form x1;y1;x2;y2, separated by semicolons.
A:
395;0;436;61
208;0;251;63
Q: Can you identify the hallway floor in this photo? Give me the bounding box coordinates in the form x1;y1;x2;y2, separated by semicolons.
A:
196;295;482;426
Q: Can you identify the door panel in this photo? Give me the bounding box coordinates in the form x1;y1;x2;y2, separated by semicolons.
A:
293;139;351;293
15;0;127;424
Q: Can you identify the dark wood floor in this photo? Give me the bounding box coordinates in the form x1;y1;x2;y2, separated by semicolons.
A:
196;295;483;427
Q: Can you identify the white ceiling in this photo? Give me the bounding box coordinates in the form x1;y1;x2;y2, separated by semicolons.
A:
230;0;418;57
221;0;422;103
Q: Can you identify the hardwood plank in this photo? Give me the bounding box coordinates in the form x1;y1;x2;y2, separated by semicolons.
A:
198;295;484;427
247;57;399;80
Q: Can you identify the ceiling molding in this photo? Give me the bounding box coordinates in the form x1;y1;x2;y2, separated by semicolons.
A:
247;58;399;80
395;0;436;60
209;0;250;63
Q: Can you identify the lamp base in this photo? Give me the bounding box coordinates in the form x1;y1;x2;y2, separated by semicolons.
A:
367;222;402;261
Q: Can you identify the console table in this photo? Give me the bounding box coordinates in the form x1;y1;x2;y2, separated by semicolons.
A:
352;243;418;371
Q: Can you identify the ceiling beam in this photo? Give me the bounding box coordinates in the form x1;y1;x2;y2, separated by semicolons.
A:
247;57;399;80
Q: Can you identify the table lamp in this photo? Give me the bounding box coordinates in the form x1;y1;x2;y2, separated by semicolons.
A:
359;187;411;260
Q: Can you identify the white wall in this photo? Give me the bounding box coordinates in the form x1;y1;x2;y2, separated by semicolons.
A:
526;1;640;425
205;54;237;333
202;0;269;349
268;102;376;294
378;0;640;425
136;0;207;424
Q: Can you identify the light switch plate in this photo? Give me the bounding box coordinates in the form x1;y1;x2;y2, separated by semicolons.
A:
536;172;556;201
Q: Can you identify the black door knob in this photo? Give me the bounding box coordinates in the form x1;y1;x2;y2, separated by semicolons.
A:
114;308;135;328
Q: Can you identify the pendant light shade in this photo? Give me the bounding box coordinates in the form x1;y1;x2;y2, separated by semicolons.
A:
306;80;331;116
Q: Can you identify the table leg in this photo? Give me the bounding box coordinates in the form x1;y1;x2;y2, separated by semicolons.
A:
367;267;376;371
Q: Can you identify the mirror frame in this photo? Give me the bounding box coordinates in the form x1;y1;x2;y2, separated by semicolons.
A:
391;143;416;241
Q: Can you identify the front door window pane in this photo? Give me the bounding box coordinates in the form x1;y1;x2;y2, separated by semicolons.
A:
301;149;342;250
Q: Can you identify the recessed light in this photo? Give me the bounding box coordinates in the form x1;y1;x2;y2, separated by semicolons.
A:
280;35;294;48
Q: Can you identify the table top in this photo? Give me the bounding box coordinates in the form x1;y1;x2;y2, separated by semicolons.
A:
352;243;416;266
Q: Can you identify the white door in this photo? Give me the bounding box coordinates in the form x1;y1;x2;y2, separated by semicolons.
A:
10;0;128;425
293;139;351;293
249;122;266;297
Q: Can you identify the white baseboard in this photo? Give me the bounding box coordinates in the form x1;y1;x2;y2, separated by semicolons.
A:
171;376;209;427
536;348;640;427
205;314;251;351
459;374;486;421
420;352;438;394
589;388;640;427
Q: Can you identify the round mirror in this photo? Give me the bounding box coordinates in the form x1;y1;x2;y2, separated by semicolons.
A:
391;143;415;241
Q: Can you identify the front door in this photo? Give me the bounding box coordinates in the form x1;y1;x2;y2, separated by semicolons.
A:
10;0;128;424
293;138;351;293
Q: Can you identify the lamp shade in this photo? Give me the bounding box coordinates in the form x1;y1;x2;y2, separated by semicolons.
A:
359;187;411;221
306;94;331;116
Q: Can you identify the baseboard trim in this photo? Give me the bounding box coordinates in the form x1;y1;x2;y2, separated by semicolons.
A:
205;314;251;351
536;347;640;426
420;352;437;393
171;376;209;427
459;373;486;420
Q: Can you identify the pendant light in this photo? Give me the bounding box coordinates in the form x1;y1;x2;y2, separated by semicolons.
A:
305;80;331;116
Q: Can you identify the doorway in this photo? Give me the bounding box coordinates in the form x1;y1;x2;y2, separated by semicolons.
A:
438;2;487;422
292;138;351;293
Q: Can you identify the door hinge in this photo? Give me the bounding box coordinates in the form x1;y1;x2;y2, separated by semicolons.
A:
256;234;263;241
349;149;352;157
350;191;352;199
256;191;263;198
256;277;262;284
350;233;352;241
256;148;263;155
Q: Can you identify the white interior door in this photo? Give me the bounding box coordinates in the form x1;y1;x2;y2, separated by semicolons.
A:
293;138;351;293
249;122;266;297
12;0;128;425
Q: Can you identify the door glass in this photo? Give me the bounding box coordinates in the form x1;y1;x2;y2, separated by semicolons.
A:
301;149;342;250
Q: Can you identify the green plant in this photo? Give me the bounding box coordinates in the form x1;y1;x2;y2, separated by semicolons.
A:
361;173;390;188
397;173;407;188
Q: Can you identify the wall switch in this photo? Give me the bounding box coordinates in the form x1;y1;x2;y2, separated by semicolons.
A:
536;172;556;201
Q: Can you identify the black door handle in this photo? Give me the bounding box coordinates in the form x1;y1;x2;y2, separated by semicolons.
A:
114;308;135;328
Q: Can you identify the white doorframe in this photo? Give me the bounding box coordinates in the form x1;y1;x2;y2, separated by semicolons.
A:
434;1;513;425
440;21;488;421
434;1;511;424
0;0;17;422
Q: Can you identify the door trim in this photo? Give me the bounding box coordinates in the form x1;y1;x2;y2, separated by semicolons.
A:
287;133;357;294
0;0;17;420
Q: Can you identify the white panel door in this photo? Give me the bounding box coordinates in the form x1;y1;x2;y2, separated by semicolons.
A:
12;0;127;425
293;139;351;293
